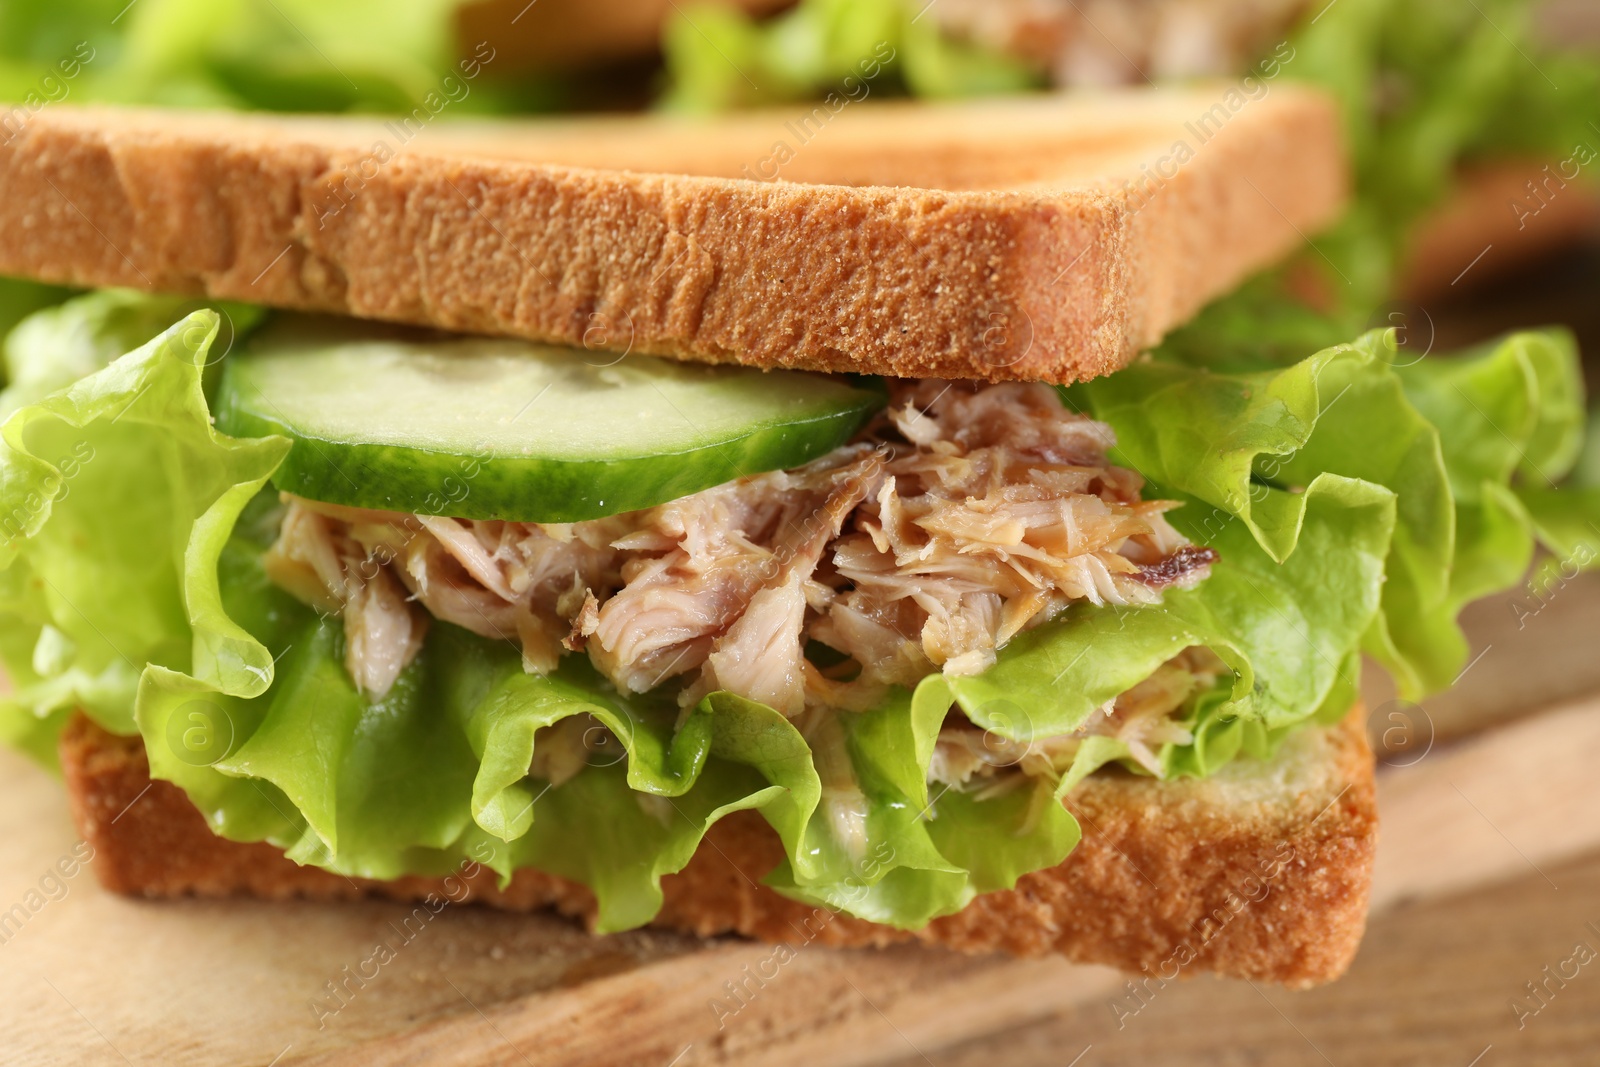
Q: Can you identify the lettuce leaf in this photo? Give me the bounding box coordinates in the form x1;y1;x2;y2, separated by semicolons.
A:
137;494;1010;931
1399;330;1600;619
1074;327;1597;696
919;461;1389;783
660;0;1040;112
0;311;287;763
1170;0;1600;335
1;288;264;419
1290;0;1600;293
0;307;1061;928
131;452;1384;929
0;302;1385;930
0;0;519;115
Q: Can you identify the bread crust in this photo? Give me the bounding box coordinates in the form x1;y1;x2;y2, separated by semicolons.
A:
60;707;1375;987
0;92;1344;384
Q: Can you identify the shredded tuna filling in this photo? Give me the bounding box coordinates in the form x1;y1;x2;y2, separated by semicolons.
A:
264;379;1219;782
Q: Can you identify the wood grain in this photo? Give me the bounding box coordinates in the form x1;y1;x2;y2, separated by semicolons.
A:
1370;694;1600;912
289;949;1116;1067
884;853;1600;1067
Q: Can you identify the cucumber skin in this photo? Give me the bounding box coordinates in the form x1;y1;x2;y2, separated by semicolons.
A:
214;387;881;522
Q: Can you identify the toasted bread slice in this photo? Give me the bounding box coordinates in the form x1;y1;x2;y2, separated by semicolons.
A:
60;706;1375;987
0;89;1343;383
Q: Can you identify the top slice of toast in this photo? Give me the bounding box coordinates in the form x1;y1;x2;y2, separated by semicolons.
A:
0;86;1344;382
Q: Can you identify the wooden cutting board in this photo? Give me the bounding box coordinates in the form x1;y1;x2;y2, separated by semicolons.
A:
5;681;1599;1067
896;850;1600;1067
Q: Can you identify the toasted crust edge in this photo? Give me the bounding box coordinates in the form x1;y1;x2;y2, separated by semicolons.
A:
60;707;1374;987
0;93;1344;384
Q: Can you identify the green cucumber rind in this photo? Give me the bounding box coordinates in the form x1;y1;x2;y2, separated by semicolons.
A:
214;382;881;522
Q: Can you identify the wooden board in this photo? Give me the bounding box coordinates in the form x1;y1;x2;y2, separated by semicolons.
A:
5;679;1600;1066
890;851;1600;1067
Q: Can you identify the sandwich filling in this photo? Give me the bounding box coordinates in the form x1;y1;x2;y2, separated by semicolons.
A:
262;378;1218;799
265;380;1210;702
0;293;1590;933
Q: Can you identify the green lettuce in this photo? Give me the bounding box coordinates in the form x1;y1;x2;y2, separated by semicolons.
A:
135;462;1038;929
0;0;525;115
0;309;287;763
1;288;264;418
1240;0;1600;592
1158;0;1600;345
1399;330;1600;608
1289;0;1600;303
1074;327;1596;696
658;0;1598;328
660;0;1040;112
0;0;1592;934
921;461;1387;787
0;306;1068;927
0;278;75;357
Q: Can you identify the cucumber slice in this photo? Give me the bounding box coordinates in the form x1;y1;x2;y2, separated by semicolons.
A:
214;321;883;522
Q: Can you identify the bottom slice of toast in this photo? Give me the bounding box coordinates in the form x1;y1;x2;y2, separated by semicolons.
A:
59;708;1376;987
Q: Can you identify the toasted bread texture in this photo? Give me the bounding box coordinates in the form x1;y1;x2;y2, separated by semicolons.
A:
0;89;1344;384
61;706;1375;987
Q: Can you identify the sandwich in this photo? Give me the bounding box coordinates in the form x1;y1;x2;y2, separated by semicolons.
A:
0;82;1594;993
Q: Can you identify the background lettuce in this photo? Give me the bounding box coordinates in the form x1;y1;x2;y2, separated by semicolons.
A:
1289;0;1600;307
0;0;489;114
1137;0;1600;365
0;279;75;354
0;288;263;417
659;0;1039;111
